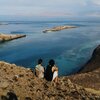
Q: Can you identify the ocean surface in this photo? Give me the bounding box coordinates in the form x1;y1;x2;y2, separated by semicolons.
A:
0;21;100;76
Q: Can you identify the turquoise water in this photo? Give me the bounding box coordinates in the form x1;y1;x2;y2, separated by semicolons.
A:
0;21;100;76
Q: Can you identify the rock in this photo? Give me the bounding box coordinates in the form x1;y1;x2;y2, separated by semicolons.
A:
80;45;100;73
67;79;74;88
12;75;19;82
67;45;100;90
0;82;9;89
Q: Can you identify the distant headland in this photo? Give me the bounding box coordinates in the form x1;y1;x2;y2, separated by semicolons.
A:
0;33;26;42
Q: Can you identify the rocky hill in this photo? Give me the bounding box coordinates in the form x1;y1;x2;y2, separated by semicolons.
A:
68;45;100;96
0;61;100;100
68;68;100;91
0;45;100;100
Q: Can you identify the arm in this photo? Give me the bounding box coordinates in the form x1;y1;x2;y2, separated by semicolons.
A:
52;66;58;72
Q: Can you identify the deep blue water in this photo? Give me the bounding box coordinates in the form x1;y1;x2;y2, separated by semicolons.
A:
0;21;100;76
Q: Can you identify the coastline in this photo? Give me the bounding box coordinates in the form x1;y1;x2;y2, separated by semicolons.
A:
67;45;100;91
0;45;100;99
0;33;26;42
78;45;100;73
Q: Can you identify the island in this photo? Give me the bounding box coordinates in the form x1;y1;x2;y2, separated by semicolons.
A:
43;25;77;33
0;33;26;42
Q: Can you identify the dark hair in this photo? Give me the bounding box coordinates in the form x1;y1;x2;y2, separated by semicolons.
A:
45;59;55;81
38;59;43;64
7;92;18;100
49;59;55;67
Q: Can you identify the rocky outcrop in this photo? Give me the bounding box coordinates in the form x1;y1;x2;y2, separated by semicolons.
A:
43;26;77;33
80;45;100;73
0;61;100;100
68;45;100;92
68;68;100;91
0;33;26;42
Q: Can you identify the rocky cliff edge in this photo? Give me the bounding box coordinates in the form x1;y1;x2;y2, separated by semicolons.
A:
0;45;100;100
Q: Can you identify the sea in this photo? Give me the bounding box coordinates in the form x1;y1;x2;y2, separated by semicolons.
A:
0;21;100;76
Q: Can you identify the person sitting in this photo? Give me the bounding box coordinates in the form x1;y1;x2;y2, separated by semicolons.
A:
45;59;58;83
52;65;58;83
35;59;44;79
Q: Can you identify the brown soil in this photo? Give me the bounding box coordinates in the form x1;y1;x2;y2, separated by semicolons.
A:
0;61;100;100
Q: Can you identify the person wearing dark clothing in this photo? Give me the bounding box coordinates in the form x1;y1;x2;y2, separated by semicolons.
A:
45;59;55;81
7;92;18;100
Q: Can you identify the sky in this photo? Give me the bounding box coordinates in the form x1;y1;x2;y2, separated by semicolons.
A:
0;0;100;20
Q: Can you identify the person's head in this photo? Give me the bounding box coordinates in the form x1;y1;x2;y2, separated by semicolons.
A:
38;59;43;64
7;92;18;100
49;59;55;67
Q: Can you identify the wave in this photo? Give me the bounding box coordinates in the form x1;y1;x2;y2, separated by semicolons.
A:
59;40;100;63
79;40;100;52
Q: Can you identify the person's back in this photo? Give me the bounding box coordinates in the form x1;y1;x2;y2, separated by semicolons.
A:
35;59;44;78
45;65;53;81
35;64;44;78
45;59;55;81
